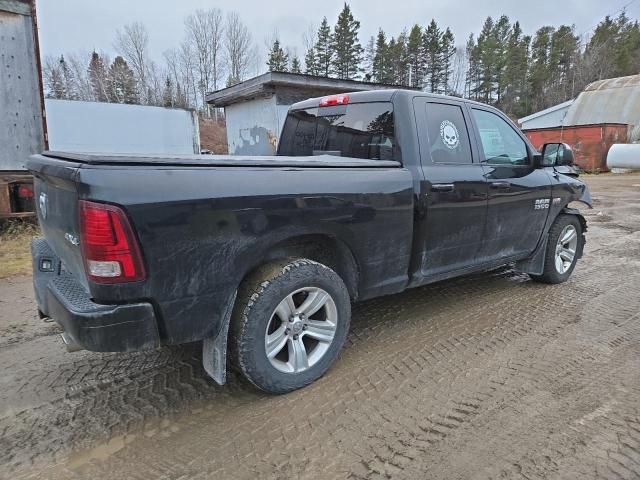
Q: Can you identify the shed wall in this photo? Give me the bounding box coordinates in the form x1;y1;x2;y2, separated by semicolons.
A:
524;124;628;172
225;96;279;155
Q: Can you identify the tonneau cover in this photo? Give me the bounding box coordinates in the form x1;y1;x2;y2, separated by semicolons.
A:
41;151;401;168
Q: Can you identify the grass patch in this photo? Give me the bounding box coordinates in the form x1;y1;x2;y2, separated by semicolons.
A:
0;219;39;278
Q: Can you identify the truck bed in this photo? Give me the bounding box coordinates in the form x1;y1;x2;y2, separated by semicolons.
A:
29;151;414;348
41;151;401;168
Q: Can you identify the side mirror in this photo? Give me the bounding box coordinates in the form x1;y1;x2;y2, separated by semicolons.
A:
540;143;575;167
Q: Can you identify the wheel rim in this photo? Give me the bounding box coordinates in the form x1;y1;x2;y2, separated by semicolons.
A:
264;287;338;374
555;225;578;274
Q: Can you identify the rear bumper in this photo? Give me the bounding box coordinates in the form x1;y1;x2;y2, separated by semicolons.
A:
32;238;160;352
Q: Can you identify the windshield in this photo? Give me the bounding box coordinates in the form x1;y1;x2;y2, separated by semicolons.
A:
278;102;395;160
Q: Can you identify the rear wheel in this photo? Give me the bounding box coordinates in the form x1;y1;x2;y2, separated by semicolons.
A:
229;259;351;394
531;214;583;284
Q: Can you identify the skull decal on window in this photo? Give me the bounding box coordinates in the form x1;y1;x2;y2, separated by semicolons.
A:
440;120;460;150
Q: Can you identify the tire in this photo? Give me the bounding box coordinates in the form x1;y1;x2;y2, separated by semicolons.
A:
229;259;351;394
530;214;584;284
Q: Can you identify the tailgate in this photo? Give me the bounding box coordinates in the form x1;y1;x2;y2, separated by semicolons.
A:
28;155;88;289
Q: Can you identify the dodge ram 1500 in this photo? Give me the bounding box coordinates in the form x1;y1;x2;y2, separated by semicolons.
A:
29;90;592;393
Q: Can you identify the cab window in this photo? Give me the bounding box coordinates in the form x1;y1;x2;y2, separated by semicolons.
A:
425;103;473;164
472;109;528;166
278;103;395;160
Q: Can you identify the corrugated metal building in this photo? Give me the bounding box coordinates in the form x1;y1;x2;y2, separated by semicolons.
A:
564;74;640;142
519;100;574;130
521;73;640;171
207;72;414;155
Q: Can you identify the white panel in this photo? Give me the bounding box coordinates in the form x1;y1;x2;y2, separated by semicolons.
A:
45;99;199;154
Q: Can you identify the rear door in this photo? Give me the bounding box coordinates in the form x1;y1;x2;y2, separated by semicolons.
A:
412;98;488;277
468;106;552;261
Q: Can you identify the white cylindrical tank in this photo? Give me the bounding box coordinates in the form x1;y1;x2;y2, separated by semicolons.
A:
607;144;640;170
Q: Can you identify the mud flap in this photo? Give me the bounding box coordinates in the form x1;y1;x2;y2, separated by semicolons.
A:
202;291;237;385
515;235;549;276
515;208;587;276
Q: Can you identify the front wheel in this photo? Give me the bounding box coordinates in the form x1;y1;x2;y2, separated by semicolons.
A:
530;214;584;284
229;259;351;394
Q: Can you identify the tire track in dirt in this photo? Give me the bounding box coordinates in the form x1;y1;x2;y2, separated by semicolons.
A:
2;174;640;479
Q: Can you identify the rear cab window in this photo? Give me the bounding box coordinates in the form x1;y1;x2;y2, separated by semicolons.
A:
424;103;473;164
278;102;395;160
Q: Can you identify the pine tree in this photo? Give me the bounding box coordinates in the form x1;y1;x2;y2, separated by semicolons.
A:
175;81;188;109
465;34;480;99
585;12;640;82
502;22;531;116
423;19;443;93
550;25;579;101
315;17;333;77
304;47;320;75
440;27;456;94
392;29;409;85
108;56;137;104
58;55;78;100
491;15;511;104
290;56;302;73
87;51;109;102
266;39;289;72
528;26;554;112
163;76;174;107
372;29;390;83
363;36;376;81
613;13;640;76
387;37;397;82
45;60;65;99
407;25;424;88
476;16;499;102
331;3;363;80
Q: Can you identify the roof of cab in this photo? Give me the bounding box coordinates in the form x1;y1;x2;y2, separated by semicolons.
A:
289;89;487;111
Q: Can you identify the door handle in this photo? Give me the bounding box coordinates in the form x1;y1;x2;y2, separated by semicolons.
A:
431;183;455;192
490;181;510;190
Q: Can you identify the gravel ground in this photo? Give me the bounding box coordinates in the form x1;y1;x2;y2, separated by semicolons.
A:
1;174;639;480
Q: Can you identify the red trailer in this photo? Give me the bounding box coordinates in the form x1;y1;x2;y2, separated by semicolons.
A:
0;0;47;218
524;123;628;172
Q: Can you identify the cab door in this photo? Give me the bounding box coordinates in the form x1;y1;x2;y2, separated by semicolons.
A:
468;106;552;261
411;98;488;279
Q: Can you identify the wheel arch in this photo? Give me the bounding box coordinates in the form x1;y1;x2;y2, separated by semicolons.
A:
202;233;360;386
258;234;360;301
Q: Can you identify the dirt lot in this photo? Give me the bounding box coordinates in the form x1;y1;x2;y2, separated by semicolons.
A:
1;175;639;480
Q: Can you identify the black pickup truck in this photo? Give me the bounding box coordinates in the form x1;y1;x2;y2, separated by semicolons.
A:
29;90;592;393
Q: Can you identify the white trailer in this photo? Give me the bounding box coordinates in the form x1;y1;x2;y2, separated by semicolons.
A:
45;100;201;155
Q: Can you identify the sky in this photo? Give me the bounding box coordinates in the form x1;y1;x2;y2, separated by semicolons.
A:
37;0;640;70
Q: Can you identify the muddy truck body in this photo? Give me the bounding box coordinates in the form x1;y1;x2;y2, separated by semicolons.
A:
29;90;592;393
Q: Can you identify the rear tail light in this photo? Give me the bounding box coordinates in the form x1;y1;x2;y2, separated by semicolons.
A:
319;94;349;107
79;200;146;283
18;185;34;198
